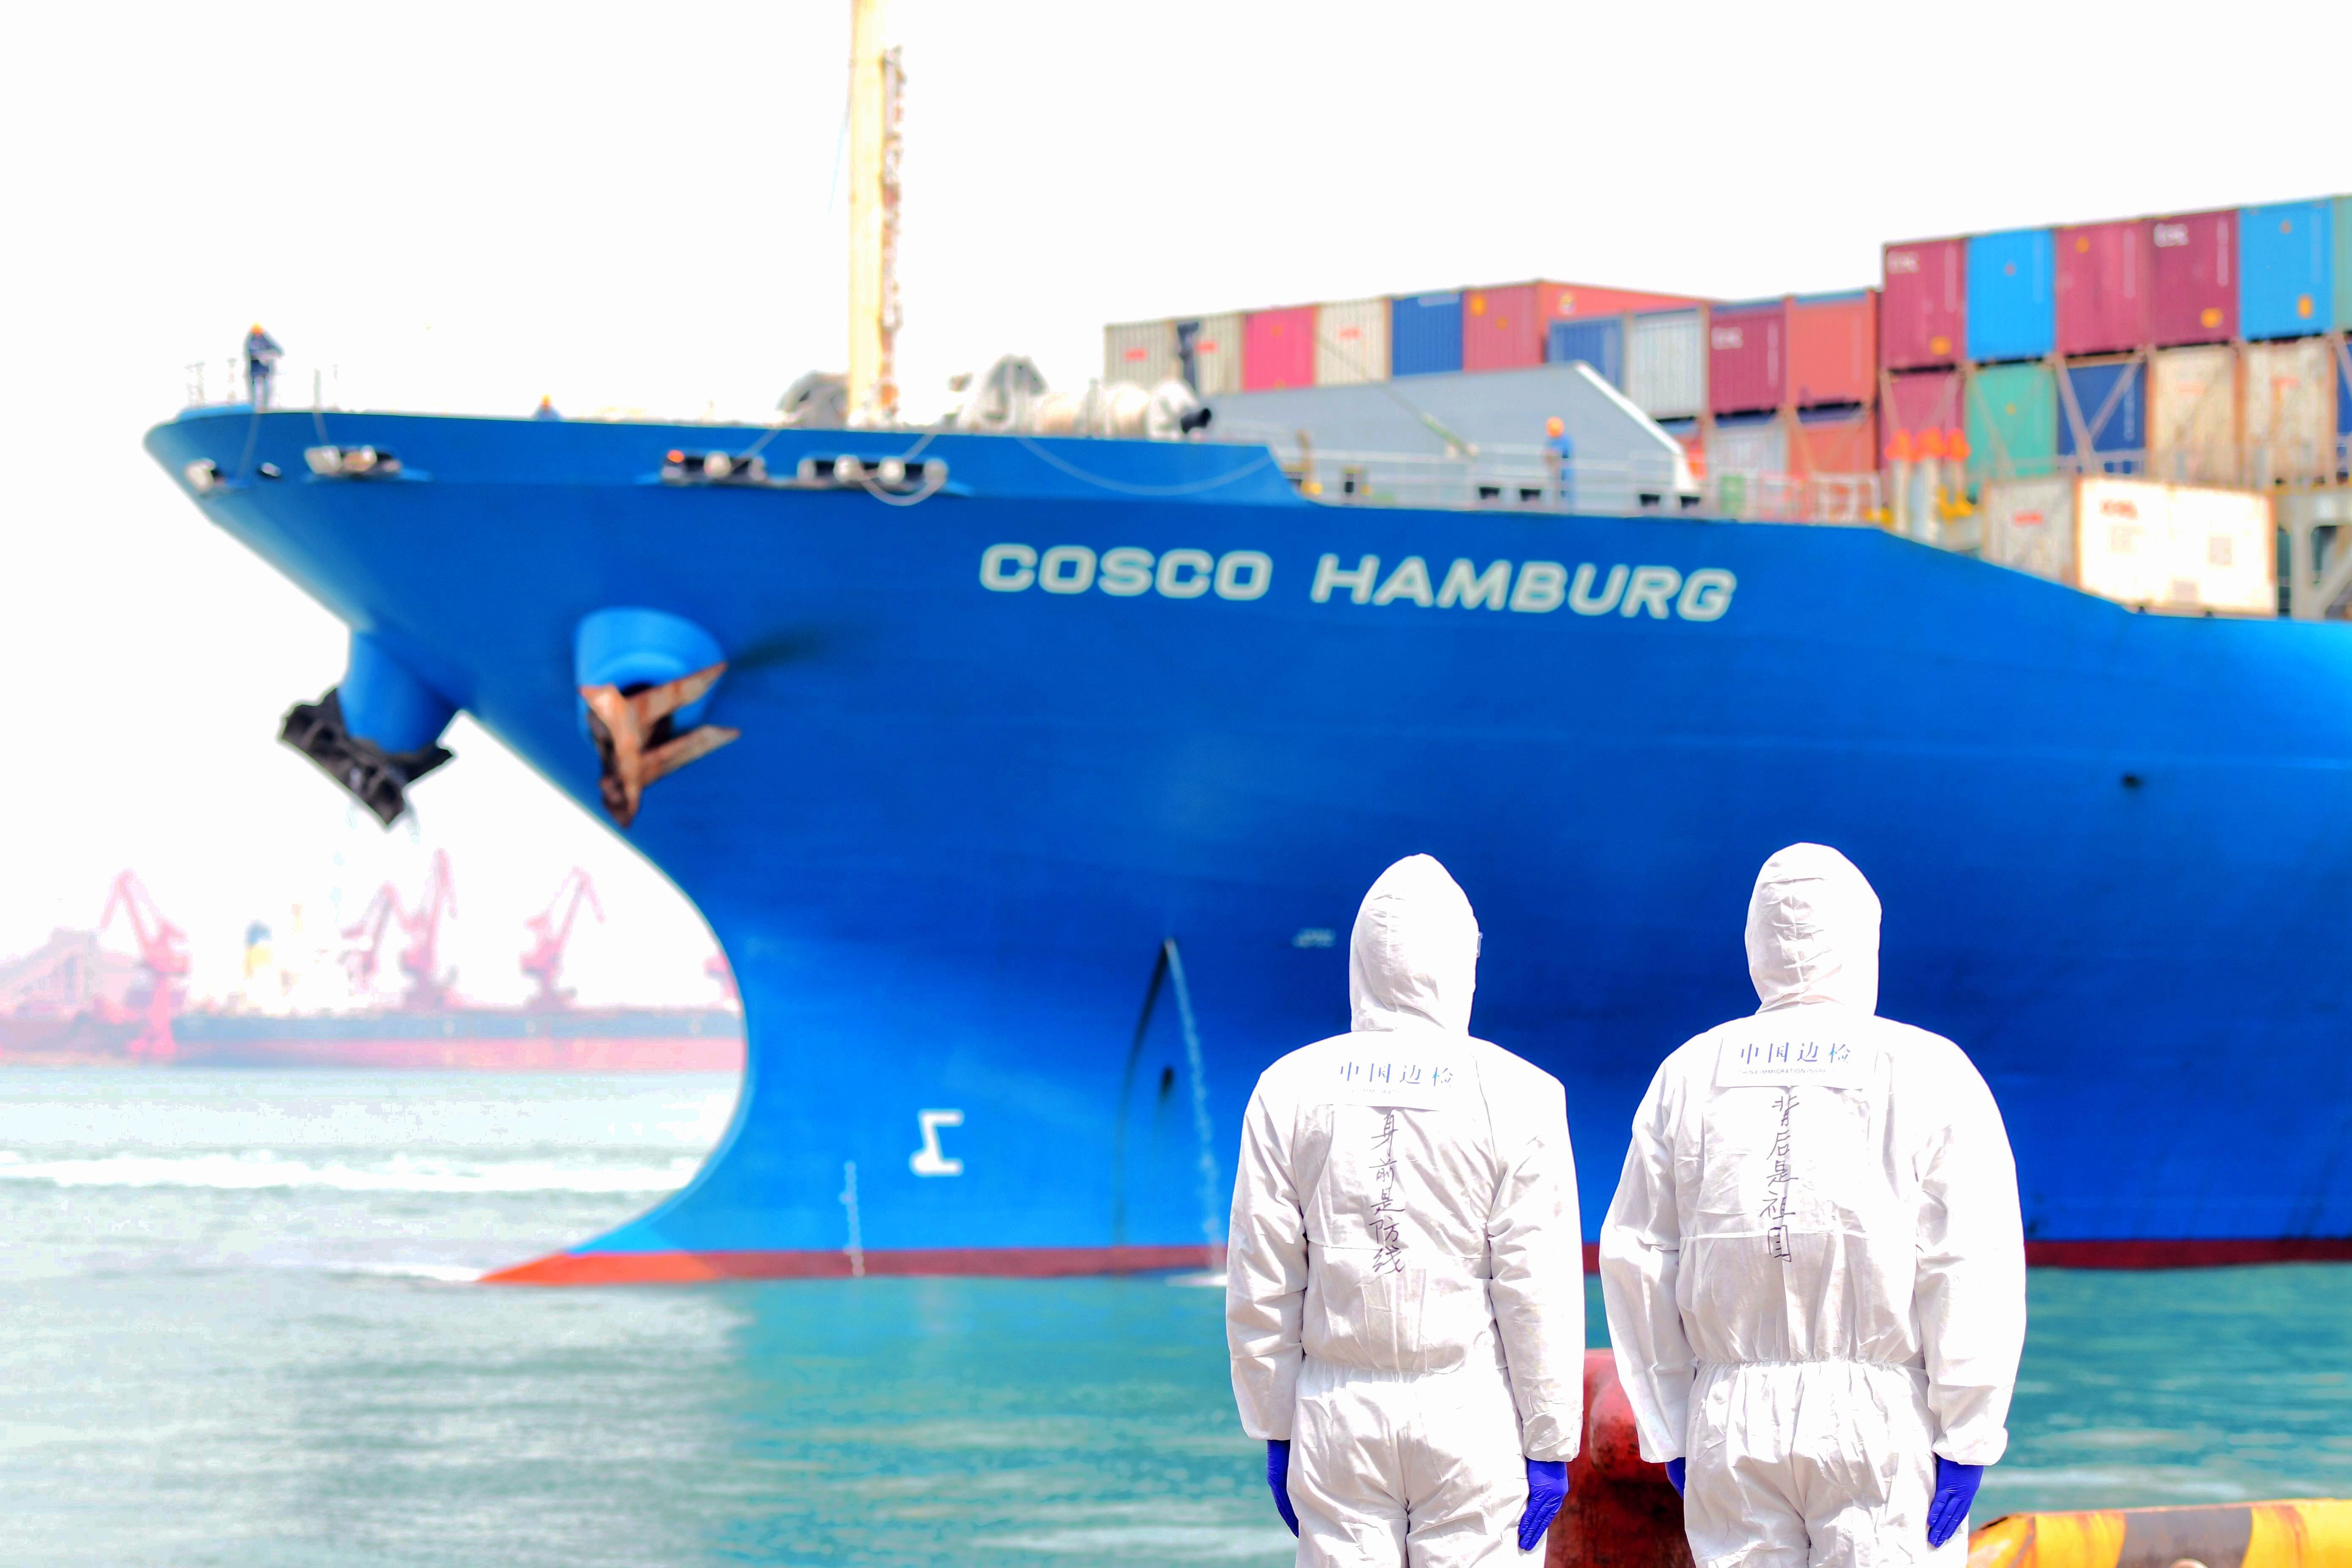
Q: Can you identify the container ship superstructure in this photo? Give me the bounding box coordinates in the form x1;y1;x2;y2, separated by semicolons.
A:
136;2;2352;1281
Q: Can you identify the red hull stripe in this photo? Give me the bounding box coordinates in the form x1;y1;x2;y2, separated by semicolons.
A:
484;1235;2352;1288
482;1244;1221;1286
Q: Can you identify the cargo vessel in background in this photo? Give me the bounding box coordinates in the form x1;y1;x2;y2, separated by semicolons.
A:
138;0;2352;1282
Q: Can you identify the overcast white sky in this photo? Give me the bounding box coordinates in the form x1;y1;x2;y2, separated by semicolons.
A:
1;0;2342;1004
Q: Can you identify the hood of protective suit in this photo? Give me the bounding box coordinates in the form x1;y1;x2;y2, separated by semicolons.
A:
1746;843;1880;1014
1348;855;1480;1034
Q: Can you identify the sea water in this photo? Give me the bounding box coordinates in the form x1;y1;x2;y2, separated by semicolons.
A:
2;1070;2348;1566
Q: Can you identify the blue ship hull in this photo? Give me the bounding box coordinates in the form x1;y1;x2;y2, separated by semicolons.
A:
146;408;2352;1280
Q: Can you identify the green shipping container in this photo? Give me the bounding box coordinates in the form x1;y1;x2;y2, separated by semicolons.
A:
1966;362;2058;486
2336;195;2352;336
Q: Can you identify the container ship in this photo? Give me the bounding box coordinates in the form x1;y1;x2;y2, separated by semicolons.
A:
139;5;2352;1282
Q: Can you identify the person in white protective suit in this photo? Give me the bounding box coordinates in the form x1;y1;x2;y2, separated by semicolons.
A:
1227;855;1584;1568
1599;844;2025;1568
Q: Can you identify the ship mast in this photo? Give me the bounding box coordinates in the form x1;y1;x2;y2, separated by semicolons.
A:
845;0;902;426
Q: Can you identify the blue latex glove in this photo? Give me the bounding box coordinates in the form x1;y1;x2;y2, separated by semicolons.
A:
1926;1457;1983;1548
1519;1459;1569;1550
1665;1458;1686;1496
1266;1439;1298;1537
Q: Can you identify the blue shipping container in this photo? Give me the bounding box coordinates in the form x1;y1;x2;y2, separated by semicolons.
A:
1546;317;1624;386
1965;229;2056;363
1391;292;1465;377
2056;359;2145;472
2239;199;2336;340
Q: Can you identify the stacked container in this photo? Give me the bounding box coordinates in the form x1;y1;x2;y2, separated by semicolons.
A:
2240;199;2335;340
1967;362;2058;485
1243;306;1317;392
1708;300;1786;416
1104;320;1177;387
1789;291;1876;408
1391;292;1465;377
1315;299;1390;386
2056;358;2146;474
2150;209;2236;346
1881;238;1965;369
1626;310;1706;419
2055;220;2153;356
2148;345;2238;486
2242;338;2337;485
1546;318;1624;387
1966;228;2056;363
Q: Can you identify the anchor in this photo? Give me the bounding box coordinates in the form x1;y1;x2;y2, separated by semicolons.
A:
579;662;740;828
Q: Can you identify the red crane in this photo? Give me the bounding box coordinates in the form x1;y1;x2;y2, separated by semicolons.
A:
520;868;603;1007
98;871;188;1061
341;850;458;1010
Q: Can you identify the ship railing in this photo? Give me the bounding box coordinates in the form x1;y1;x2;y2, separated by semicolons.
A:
1706;470;1885;525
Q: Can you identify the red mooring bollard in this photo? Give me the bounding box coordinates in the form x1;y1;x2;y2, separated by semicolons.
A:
1546;1349;1694;1568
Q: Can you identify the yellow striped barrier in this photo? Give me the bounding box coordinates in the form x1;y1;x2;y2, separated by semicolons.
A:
1968;1501;2352;1568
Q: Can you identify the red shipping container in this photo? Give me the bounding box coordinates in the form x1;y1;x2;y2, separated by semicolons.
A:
1883;368;1963;448
1542;281;1706;321
2149;208;2237;347
2055;219;2153;357
1462;284;1544;372
1788;290;1877;408
1791;408;1878;475
1242;305;1316;391
1709;299;1787;415
1881;239;1965;370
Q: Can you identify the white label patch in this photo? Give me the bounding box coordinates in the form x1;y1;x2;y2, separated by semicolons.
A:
1318;1056;1467;1110
1714;1037;1875;1089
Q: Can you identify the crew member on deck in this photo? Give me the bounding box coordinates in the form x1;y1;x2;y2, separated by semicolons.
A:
245;324;283;409
1544;416;1574;510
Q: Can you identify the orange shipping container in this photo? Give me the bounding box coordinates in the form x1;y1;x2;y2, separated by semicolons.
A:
1467;280;1706;373
1788;291;1878;408
1791;407;1879;475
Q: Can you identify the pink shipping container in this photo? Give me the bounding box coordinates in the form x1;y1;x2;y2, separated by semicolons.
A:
1462;284;1545;372
1242;305;1316;392
1709;300;1787;415
2150;209;2236;347
1884;369;1964;447
1788;291;1878;408
1881;239;1965;370
2055;219;2154;357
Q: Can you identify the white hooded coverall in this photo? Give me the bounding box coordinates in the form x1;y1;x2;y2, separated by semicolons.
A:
1228;855;1584;1568
1600;845;2025;1568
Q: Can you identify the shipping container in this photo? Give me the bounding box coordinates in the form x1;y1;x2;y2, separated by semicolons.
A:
1965;228;2056;363
2148;345;2238;485
2055;220;2153;357
1788;290;1877;408
1881;238;1965;370
1463;283;1545;373
1546;317;1624;387
1883;368;1964;448
2149;209;2236;346
1791;406;1877;474
1626;309;1705;419
2241;337;2337;485
1104;319;1176;387
1542;282;1705;321
2056;357;2145;472
1176;314;1244;396
2074;478;2275;614
1707;411;1787;476
1243;305;1317;392
2337;196;2352;334
1709;299;1786;415
1966;362;2058;483
1391;292;1464;377
2240;199;2335;340
1314;297;1390;386
1981;476;2077;584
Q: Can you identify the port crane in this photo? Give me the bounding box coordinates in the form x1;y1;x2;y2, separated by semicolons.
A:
98;871;187;1060
340;849;458;1010
520;868;603;1007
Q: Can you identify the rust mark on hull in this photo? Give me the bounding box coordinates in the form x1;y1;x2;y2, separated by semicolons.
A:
580;662;740;828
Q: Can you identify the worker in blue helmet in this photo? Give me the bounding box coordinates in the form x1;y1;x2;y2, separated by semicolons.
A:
245;324;283;410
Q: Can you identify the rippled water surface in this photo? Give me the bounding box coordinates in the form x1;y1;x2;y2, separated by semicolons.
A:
1;1067;2347;1565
